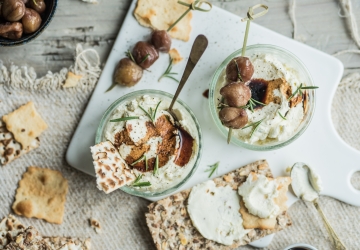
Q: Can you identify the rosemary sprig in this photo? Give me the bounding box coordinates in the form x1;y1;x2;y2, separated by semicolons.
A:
110;116;139;122
278;111;287;120
234;60;243;81
32;0;39;7
131;155;146;166
132;174;151;187
241;98;266;113
139;101;162;123
153;155;159;176
288;84;319;100
126;50;136;63
140;53;150;64
158;57;179;83
242;118;264;138
205;162;219;178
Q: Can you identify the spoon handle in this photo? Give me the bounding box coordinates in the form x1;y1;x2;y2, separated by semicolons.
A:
168;34;208;110
313;200;347;250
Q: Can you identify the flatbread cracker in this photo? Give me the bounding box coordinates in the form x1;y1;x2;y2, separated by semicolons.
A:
2;102;47;149
146;160;292;250
134;0;193;41
90;141;136;194
63;72;82;88
0;215;26;248
0;121;40;166
239;176;291;230
12;167;68;224
169;48;183;64
43;237;91;250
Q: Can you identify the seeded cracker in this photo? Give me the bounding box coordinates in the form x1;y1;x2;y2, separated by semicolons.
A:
12;167;68;224
90;141;136;194
0;215;26;248
134;0;193;41
2;102;47;149
0;121;40;166
145;160;292;250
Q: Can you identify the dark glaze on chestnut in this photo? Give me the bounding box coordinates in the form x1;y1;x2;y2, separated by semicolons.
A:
2;0;25;22
220;82;251;107
132;41;159;69
0;22;23;39
226;56;254;83
114;58;143;87
151;30;171;53
219;107;248;129
22;8;41;33
28;0;45;14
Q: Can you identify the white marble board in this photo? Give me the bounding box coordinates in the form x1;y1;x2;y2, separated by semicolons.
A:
66;0;360;248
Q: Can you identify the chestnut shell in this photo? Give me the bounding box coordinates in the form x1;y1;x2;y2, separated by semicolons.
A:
132;41;159;69
220;82;251;107
151;30;171;53
114;58;143;87
219;107;248;129
226;56;254;83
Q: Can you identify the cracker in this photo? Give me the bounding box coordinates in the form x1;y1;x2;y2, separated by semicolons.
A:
0;121;40;166
90;141;136;194
2;102;47;149
63;72;82;88
4;226;49;250
239;176;291;230
169;48;183;64
145;160;292;250
89;219;101;234
0;215;26;248
263;78;291;105
43;237;91;250
12;167;69;224
134;0;192;41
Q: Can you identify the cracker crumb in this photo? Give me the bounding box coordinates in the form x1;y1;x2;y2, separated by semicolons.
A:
63;72;82;88
90;218;102;234
169;49;183;64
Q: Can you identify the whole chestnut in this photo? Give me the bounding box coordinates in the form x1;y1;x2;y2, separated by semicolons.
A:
2;0;25;22
220;82;251;107
151;30;171;53
226;56;254;83
219;107;248;129
132;41;159;69
22;8;41;34
28;0;45;14
114;58;143;87
0;22;23;39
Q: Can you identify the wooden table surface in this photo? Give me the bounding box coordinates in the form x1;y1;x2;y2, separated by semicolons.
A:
0;0;359;77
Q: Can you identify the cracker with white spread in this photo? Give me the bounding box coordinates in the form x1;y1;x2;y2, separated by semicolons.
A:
145;160;292;249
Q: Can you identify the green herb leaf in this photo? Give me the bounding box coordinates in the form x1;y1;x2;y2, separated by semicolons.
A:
132;174;151;187
140;54;150;64
131;155;146;166
234;60;243;81
288;84;318;100
153;155;159;176
250;119;264;138
125;50;136;63
278;111;287;120
105;82;117;93
251;98;266;106
205;161;219;178
139;105;153;122
139;101;161;123
145;155;148;171
153;101;162;120
159;57;179;83
110;116;139;122
300;86;319;90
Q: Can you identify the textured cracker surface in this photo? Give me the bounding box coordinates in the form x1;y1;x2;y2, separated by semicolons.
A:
12;167;69;224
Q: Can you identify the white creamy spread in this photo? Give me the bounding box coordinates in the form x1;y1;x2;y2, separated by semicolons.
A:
238;173;279;218
216;53;305;145
291;163;323;202
187;180;249;245
104;95;199;192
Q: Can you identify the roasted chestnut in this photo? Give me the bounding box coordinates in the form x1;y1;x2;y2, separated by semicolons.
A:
2;0;25;22
219;107;248;129
151;30;171;53
220;82;251;107
226;56;254;83
0;22;23;39
22;7;41;33
28;0;45;14
114;58;143;87
132;41;159;69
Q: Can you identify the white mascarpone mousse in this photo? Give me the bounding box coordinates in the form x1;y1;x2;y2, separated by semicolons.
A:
238;173;280;219
187;180;249;245
104;95;199;192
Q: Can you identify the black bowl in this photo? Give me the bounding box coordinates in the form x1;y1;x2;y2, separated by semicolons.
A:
0;0;57;47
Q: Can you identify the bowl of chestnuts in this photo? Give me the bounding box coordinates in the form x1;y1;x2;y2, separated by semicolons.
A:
0;0;57;46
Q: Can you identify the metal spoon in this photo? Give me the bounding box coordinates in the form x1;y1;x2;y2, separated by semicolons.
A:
167;34;208;121
290;162;347;250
